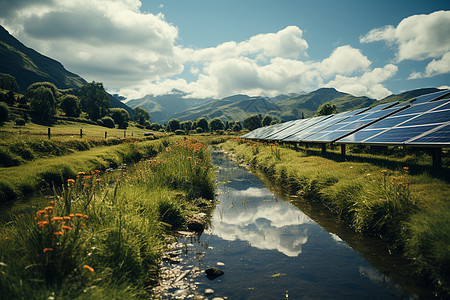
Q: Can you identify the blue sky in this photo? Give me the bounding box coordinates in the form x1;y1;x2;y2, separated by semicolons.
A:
0;0;449;100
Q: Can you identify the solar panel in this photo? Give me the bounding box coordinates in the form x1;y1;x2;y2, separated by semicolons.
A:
303;103;402;143
283;108;369;142
266;115;331;140
407;122;450;146
243;120;297;140
411;89;450;105
338;98;450;145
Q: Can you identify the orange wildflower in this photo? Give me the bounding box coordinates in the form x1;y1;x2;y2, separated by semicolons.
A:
62;225;72;231
84;176;92;179
77;172;85;175
69;214;75;218
381;170;387;173
84;215;88;219
38;221;49;227
403;166;409;170
75;213;84;218
95;170;101;173
43;248;53;253
53;231;64;236
91;170;96;175
96;178;101;182
51;217;64;222
44;206;54;211
67;179;75;184
83;265;94;273
36;210;46;216
64;216;71;221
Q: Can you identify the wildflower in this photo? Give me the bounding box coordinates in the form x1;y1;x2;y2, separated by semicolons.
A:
37;210;46;216
51;217;63;222
5;237;11;240
67;179;75;184
83;265;94;273
77;172;85;175
49;201;56;206
64;216;71;221
44;206;54;212
123;172;127;175
75;213;84;218
403;166;409;170
43;248;53;253
84;176;92;179
69;214;75;218
62;225;72;231
96;178;101;182
380;170;387;173
53;231;64;236
84;215;88;219
95;170;101;173
38;221;49;227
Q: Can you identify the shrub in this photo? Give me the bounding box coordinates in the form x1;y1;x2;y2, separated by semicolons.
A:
0;102;9;123
99;116;115;128
15;118;26;126
195;127;203;133
174;129;185;135
0;147;21;166
0;181;18;202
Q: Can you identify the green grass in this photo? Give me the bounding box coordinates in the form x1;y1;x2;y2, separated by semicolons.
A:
0;138;215;299
221;138;450;295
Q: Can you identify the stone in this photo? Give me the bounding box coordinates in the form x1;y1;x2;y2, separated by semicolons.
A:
205;267;224;280
187;218;205;233
204;288;214;295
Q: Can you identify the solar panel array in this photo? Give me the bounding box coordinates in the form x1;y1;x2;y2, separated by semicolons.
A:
241;90;450;148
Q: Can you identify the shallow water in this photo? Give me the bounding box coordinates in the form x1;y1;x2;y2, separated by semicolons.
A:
157;151;421;299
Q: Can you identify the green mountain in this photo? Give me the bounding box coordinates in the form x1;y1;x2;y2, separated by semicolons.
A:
0;25;132;115
0;25;86;92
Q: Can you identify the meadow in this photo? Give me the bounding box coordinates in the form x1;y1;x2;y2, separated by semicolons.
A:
0;136;215;299
220;138;450;295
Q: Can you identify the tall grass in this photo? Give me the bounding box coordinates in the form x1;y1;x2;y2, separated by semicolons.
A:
0;138;215;299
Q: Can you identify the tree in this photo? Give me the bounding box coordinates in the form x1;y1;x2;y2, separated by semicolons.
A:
29;86;57;122
0;73;19;91
133;107;150;125
150;123;161;131
210;118;224;131
99;116;115;128
26;82;59;101
110;108;130;129
0;102;9;124
262;115;273;126
315;103;337;116
78;82;110;121
4;91;15;105
167;118;181;132
243;114;262;131
232;122;242;132
60;95;81;117
196;117;209;132
180;121;192;131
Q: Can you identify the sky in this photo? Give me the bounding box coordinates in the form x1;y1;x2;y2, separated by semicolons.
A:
0;0;449;100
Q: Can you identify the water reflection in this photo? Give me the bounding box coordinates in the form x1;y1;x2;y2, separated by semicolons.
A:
210;186;314;256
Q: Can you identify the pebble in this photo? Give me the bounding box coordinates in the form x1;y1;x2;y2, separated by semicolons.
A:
204;288;214;295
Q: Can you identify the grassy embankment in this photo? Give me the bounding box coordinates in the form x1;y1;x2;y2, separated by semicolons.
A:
220;138;450;295
0;137;215;299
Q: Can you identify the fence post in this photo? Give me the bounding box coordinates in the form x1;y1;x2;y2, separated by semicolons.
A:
105;131;107;139
48;128;51;139
80;128;83;138
124;131;126;138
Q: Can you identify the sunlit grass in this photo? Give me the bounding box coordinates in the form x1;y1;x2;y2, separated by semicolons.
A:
0;138;215;299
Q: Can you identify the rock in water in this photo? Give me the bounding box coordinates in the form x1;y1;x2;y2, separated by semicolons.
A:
187;218;205;233
205;267;224;280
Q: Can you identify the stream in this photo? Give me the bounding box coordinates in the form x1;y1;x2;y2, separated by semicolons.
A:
154;151;427;300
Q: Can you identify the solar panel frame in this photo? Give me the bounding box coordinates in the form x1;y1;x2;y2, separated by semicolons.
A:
244;120;298;140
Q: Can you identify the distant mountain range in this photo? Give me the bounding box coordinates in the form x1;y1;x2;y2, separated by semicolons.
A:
0;25;443;124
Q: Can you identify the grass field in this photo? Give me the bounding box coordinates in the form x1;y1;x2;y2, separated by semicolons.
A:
0;137;215;299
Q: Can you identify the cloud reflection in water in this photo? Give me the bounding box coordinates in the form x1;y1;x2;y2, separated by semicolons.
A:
209;186;315;257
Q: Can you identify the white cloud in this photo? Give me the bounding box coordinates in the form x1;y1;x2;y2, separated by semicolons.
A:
410;52;450;79
1;0;398;100
361;10;450;62
325;64;398;99
1;0;182;88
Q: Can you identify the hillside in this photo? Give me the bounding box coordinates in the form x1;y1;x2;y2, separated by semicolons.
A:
374;87;443;106
0;25;86;92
